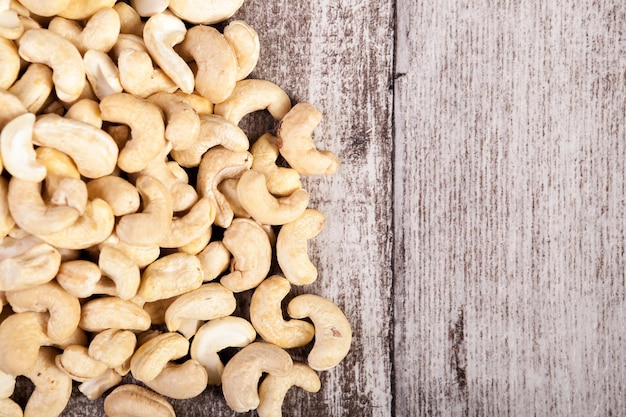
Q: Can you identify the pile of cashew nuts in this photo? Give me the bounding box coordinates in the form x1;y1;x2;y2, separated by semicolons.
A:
0;0;352;416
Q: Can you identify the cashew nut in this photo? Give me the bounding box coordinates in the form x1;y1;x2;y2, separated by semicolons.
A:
214;79;292;125
98;245;140;300
48;7;120;54
147;91;200;151
79;296;151;333
0;398;21;417
250;276;315;348
0;37;18;90
138;252;203;302
8;63;53;113
131;0;169;16
130;331;188;382
55;260;101;298
223;20;260;81
78;368;122;401
65;99;102;128
159;198;215;248
287;294;352;371
57;0;117;20
0;311;47;375
257;363;321;417
87;175;140;216
168;0;244;24
144;359;208;400
88;329;137;369
218;178;249;218
104;385;175;417
0;112;46;182
251;133;302;197
55;344;108;382
237;170;310;225
83;50;123;100
35;147;87;214
16;0;71;16
196;240;231;281
0;1;22;40
117;49;178;98
23;347;72;417
178;223;213;255
0;88;27;130
174;91;214;114
0;242;61;291
113;2;144;37
0;368;15;398
221;342;293;413
98;233;160;268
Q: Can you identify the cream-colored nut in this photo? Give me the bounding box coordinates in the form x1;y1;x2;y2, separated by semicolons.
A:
168;0;243;24
65;99;102;128
221;342;293;413
0;1;22;40
147;92;200;151
220;218;271;292
190;316;256;385
57;0;117;20
130;331;188;382
55;345;108;382
110;33;147;58
159;198;215;248
171;114;249;168
55;260;100;298
104;385;175;417
180;25;237;103
0;311;47;375
178;223;212;255
18;29;85;102
142;296;176;325
0;233;41;260
143;13;194;93
251;133;302;197
33;113;118;178
16;0;70;16
0;398;21;417
49;8;120;54
32;146;80;185
277;102;340;175
277;209;325;285
79;296;151;333
131;0;168;16
8;63;52;113
250;276;314;349
78;368;122;401
164;282;236;335
257;362;321;417
89;329;137;368
196;240;230;281
174;91;213;115
218;178;249;218
34;147;87;214
0;242;61;291
0;112;46;182
0;366;15;398
0;178;13;239
0;88;27;130
144;359;208;399
196;146;252;228
223;20;260;81
23;347;72;417
37;198;115;250
98;245;140;300
116;176;172;246
100;93;166;173
0;37;18;89
117;49;178;98
6;281;80;342
98;234;160;268
138;252;203;302
287;294;352;371
87;176;140;216
114;2;144;36
237;170;309;225
83;50;123;100
49;325;88;350
214;79;292;125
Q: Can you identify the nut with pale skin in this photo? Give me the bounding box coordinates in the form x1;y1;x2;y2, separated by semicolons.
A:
0;311;47;375
130;331;188;382
168;0;244;24
159;197;215;249
138;252;204;302
86;176;140;217
55;260;101;298
117;49;178;98
83;50;123;100
0;89;27;131
130;0;168;17
78;368;122;401
98;233;161;268
0;242;61;292
0;37;18;90
0;178;14;239
23;347;73;417
0;398;21;417
79;296;151;333
57;0;117;20
89;329;137;369
196;240;231;281
223;20;260;81
250;276;315;349
0;0;23;40
55;344;108;382
48;7;120;54
174;91;213;115
8;63;53;113
218;178;249;219
97;245;140;300
16;0;70;16
257;362;321;417
147;91;200;151
65;99;102;128
250;133;302;197
35;147;87;215
144;358;208;400
214;79;292;125
0;366;15;398
113;2;144;37
178;223;213;255
221;342;293;413
0;112;46;182
104;385;175;417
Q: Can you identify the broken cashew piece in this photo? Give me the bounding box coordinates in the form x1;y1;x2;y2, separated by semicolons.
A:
104;385;175;417
214;79;292;125
287;294;352;371
257;362;321;417
0;112;46;182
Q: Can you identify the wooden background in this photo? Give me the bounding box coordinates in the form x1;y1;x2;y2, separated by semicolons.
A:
11;0;626;416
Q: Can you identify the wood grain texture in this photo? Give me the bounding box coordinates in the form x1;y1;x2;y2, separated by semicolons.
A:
394;1;626;416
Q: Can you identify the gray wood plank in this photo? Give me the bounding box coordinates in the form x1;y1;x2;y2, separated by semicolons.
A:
394;1;626;416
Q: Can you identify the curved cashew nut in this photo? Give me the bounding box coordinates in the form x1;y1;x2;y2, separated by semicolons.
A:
159;198;214;248
218;178;249;218
0;1;23;40
174;91;214;114
7;63;52;113
0;89;27;131
55;344;108;382
257;362;321;417
57;0;117;20
144;359;208;400
0;311;47;375
100;93;166;173
104;385;175;417
65;99;102;128
88;329;137;369
23;347;72;417
87;176;140;216
171;114;249;168
78;368;122;400
98;245;140;300
117;49;178;98
84;50;123;100
168;0;244;24
6;281;80;341
0;112;46;182
224;20;260;81
0;178;13;239
98;234;160;268
196;240;231;281
287;294;352;371
0;242;61;291
143;13;194;93
35;147;87;215
180;25;237;103
33;113;118;178
116;175;172;247
130;331;188;382
18;29;85;102
277;209;325;285
114;2;144;37
251;133;302;197
131;0;169;16
190;316;256;385
220;218;272;292
250;276;315;348
196;146;252;228
164;283;236;335
214;79;292;125
178;224;213;255
147;92;200;151
277;102;340;175
79;296;151;332
237;170;310;225
49;7;120;54
55;260;101;298
221;342;293;413
0;37;18;90
16;0;71;16
138;252;204;302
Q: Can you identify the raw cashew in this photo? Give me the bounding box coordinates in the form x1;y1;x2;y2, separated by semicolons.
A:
144;359;208;399
0;178;13;239
87;176;140;216
218;178;249;218
237;170;310;225
117;49;178;98
143;13;194;93
220;218;272;292
251;133;302;197
0;1;22;40
23;347;72;417
174;91;214;115
159;198;215;248
257;362;321;417
89;329;137;369
18;29;85;102
0;89;27;130
0;311;47;375
178;223;213;255
0;112;46;182
48;8;120;54
113;2;144;37
147;92;200;151
79;296;151;333
35;147;87;214
78;368;122;400
65;99;102;128
221;342;293;413
0;242;61;291
250;276;314;348
180;25;237;103
277;102;340;175
104;385;175;417
0;368;15;398
98;234;160;268
83;50;123;100
287;294;352;371
16;0;71;16
0;398;21;417
57;0;117;20
55;345;108;382
98;245;140;300
196;240;231;281
277;209;325;285
190;316;256;385
138;252;203;302
168;0;244;24
8;63;52;113
131;0;168;16
100;93;165;173
0;37;18;90
55;260;101;298
224;20;260;81
214;79;292;125
130;331;188;382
